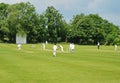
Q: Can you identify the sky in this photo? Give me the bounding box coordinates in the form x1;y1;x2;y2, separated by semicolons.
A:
0;0;120;26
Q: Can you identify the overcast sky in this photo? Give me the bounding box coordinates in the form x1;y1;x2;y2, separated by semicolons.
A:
1;0;120;26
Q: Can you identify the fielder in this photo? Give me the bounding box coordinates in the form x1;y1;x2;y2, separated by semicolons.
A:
53;44;57;57
59;45;64;52
17;44;21;50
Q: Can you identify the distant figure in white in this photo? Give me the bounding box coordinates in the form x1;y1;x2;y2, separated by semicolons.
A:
69;43;75;53
59;45;64;52
42;43;45;50
53;44;57;57
114;44;117;51
71;43;75;53
97;42;100;49
69;43;72;52
46;41;48;45
17;44;22;50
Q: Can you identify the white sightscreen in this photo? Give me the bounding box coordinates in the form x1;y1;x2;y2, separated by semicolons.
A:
16;34;27;44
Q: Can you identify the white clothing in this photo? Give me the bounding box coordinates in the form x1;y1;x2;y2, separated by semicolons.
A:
42;43;45;50
53;45;57;51
69;43;72;51
71;44;75;52
59;45;64;52
71;44;75;50
53;45;57;57
18;44;21;50
69;43;75;52
114;44;117;51
46;41;48;45
97;42;100;46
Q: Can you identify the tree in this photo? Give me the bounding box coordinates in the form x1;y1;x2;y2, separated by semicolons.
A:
68;14;120;45
103;22;120;45
7;2;37;43
0;3;9;42
44;6;65;43
68;13;95;44
0;2;120;44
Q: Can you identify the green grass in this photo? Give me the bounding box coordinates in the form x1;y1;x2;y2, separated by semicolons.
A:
0;43;120;83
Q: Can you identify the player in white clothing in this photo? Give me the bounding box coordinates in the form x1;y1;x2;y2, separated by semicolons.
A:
71;43;75;53
53;44;57;57
42;43;45;50
114;44;117;51
59;45;64;52
17;44;21;50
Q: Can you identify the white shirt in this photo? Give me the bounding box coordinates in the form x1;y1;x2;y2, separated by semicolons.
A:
59;45;64;52
53;45;57;51
69;44;72;49
71;44;75;49
18;44;21;48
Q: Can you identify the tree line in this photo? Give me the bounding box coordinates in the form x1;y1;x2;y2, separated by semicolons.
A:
0;2;120;45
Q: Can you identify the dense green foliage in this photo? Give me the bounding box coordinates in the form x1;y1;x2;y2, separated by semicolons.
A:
0;43;120;83
0;3;9;42
0;2;120;45
68;14;120;45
